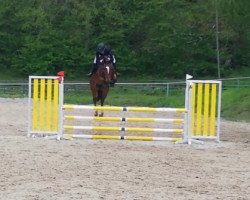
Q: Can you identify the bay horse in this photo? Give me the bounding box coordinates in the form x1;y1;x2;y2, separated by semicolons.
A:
89;55;117;117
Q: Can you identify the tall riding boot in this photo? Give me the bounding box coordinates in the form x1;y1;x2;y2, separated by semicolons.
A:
87;64;97;77
113;63;120;76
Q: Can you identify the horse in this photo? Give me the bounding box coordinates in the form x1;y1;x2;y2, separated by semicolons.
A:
89;55;117;117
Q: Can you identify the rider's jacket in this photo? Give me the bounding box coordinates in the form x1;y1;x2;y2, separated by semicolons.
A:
93;52;116;65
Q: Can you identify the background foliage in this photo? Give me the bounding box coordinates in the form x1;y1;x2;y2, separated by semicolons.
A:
0;0;249;79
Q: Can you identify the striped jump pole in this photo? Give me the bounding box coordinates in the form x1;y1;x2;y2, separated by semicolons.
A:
64;115;184;123
64;125;183;134
63;105;187;113
63;106;185;142
64;134;181;142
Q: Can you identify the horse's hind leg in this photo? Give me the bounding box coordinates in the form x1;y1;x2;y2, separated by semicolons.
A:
92;95;99;116
90;80;99;116
99;99;104;117
99;87;109;117
99;112;104;117
93;97;98;116
94;111;98;116
98;96;105;117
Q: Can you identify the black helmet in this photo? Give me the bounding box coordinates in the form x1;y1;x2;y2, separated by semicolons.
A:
96;43;105;55
104;44;111;54
105;44;111;51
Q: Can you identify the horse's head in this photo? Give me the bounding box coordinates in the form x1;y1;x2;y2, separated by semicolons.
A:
96;63;115;85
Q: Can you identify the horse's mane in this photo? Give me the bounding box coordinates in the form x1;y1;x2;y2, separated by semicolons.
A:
97;55;114;68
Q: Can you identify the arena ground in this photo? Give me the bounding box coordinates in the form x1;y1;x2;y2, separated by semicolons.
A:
0;98;249;200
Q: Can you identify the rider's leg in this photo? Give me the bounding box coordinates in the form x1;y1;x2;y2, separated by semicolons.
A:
87;64;97;77
110;63;117;87
113;63;120;76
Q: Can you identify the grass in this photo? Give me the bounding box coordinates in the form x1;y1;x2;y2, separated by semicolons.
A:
64;87;186;108
59;86;250;123
0;82;250;122
225;66;250;77
221;88;250;122
0;87;27;98
64;87;250;122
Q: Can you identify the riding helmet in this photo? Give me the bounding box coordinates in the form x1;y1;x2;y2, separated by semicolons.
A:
104;44;111;54
96;43;105;55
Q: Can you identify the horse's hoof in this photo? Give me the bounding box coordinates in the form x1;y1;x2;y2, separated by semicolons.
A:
99;113;104;117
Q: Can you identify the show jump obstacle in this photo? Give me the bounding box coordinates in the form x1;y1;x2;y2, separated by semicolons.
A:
28;72;222;144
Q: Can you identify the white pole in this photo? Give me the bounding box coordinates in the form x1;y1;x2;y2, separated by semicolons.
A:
57;76;64;140
183;74;193;143
27;76;32;137
215;0;221;79
216;81;222;142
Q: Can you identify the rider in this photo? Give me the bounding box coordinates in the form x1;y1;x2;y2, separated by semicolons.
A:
87;43;119;77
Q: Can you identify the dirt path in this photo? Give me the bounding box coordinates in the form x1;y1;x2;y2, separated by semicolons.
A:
0;98;249;200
